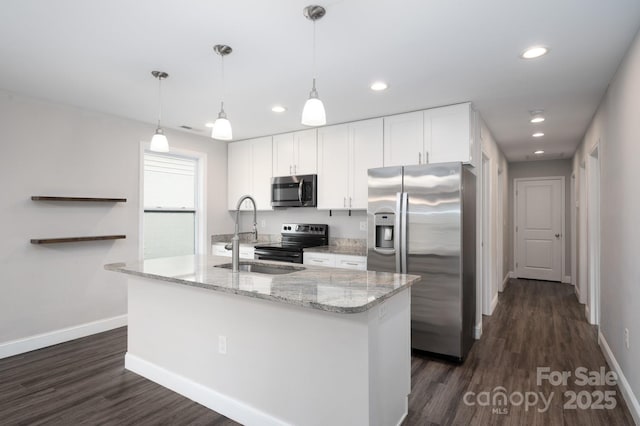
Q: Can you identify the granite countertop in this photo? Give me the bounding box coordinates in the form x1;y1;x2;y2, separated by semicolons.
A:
305;245;368;257
105;255;419;314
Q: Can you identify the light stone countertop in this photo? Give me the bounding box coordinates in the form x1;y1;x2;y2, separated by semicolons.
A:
105;255;419;314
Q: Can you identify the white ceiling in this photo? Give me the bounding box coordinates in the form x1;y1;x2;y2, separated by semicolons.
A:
1;0;639;161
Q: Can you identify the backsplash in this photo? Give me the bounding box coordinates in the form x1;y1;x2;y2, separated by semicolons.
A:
234;208;368;239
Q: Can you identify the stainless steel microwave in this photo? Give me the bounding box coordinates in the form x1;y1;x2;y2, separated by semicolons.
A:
271;174;317;207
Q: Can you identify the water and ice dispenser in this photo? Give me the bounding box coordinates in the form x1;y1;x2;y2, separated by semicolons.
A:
374;213;395;250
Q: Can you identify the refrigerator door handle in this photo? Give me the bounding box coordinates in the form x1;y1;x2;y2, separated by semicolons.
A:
395;192;402;273
401;192;408;273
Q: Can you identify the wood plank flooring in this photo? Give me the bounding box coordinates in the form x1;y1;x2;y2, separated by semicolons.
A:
0;279;635;425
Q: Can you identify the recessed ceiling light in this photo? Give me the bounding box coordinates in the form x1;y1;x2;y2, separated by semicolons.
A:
529;109;545;123
205;122;214;128
534;150;545;155
520;46;549;59
530;116;545;123
271;105;287;113
370;81;388;91
532;132;545;138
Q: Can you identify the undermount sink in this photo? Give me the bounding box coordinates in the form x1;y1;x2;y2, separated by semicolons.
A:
215;262;305;275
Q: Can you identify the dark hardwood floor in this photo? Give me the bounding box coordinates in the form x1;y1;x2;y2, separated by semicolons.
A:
0;279;634;425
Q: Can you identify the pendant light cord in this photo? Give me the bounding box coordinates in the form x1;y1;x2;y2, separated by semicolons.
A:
312;19;317;79
157;76;163;128
220;54;225;110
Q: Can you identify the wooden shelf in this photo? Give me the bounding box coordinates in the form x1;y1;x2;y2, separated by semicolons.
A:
31;196;127;202
30;235;126;244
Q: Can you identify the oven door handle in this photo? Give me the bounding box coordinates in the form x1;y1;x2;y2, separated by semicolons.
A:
298;178;304;204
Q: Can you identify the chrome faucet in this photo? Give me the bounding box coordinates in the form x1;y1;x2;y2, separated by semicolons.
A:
227;195;258;272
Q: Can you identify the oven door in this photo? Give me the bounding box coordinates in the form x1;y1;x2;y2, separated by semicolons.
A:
271;175;317;207
254;249;303;264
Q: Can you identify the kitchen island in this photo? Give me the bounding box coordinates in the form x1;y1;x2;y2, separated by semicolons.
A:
105;255;419;426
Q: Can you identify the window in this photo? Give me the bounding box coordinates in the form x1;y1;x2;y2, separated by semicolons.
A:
143;152;200;259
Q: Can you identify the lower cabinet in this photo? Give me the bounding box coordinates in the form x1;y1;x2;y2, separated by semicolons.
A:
212;243;255;259
304;252;367;271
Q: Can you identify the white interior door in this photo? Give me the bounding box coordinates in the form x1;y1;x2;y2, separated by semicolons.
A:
515;178;564;281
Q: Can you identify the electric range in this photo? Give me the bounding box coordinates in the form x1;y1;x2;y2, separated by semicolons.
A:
254;223;328;264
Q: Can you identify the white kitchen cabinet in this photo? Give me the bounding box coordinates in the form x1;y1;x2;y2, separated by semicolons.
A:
303;252;336;267
383;111;424;167
335;254;367;271
227;136;273;211
304;252;367;270
272;129;317;177
427;102;475;167
317;118;383;210
383;103;476;168
212;243;255;259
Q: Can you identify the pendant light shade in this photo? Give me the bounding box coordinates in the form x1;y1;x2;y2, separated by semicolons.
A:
150;71;169;152
150;129;169;152
212;44;233;141
212;102;232;140
301;5;327;127
301;78;326;126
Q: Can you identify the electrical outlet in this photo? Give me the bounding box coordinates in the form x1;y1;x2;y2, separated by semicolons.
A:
218;335;227;355
360;221;367;231
624;328;630;349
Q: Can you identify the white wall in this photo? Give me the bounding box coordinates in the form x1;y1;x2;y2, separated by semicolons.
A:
0;91;232;353
477;118;509;323
572;28;640;420
507;159;573;278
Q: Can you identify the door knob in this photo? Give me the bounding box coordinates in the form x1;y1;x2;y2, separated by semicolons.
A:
555;233;560;238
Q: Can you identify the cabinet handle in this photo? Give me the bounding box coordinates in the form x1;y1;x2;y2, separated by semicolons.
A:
344;197;346;208
349;197;352;208
312;259;323;263
345;262;358;266
418;152;421;164
426;152;429;164
294;165;297;174
289;165;292;175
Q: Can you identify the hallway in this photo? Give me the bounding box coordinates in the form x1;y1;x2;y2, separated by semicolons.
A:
405;279;635;425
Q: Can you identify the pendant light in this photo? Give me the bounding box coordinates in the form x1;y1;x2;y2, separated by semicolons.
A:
301;5;326;126
212;44;233;141
150;71;169;152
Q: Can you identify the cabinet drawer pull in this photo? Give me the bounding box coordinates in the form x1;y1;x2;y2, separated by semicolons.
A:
345;262;359;266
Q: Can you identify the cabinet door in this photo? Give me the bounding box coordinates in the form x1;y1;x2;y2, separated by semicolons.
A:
317;124;350;209
250;136;273;210
427;103;471;164
383;111;424;167
335;255;367;270
350;118;383;209
227;140;251;210
272;133;295;177
303;252;336;267
293;129;317;175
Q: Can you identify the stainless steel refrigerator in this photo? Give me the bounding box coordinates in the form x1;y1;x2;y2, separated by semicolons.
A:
367;162;476;360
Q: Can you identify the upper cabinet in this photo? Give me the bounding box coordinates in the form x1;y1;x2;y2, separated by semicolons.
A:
317;118;383;210
227;136;273;211
272;129;317;177
383;111;424;167
383;103;477;168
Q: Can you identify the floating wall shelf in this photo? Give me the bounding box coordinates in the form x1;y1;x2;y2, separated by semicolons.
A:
30;235;127;245
31;196;127;202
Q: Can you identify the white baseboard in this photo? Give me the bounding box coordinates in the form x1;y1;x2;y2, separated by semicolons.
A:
490;293;499;314
501;273;510;292
562;275;571;284
474;323;482;340
598;332;640;425
125;353;286;426
0;314;127;360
